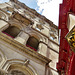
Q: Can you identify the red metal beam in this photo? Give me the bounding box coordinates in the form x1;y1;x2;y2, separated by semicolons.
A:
57;0;75;75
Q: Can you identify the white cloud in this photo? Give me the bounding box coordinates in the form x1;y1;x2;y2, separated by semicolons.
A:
0;0;62;25
0;0;3;3
36;0;62;25
0;0;9;3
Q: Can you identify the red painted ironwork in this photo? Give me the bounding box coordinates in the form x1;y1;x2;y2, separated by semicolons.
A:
2;31;14;38
26;44;37;51
68;53;75;75
57;0;75;75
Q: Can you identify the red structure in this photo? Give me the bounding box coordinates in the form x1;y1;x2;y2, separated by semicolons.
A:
57;0;75;75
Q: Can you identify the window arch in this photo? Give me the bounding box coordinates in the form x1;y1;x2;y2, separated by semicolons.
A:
6;62;36;75
26;36;39;51
0;12;6;19
2;26;20;38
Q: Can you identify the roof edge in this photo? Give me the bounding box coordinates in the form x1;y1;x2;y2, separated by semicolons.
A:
10;0;58;29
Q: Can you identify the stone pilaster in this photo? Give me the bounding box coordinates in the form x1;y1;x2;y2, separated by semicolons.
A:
15;31;29;45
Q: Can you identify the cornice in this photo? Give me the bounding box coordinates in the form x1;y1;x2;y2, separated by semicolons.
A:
0;18;59;46
32;27;59;46
12;11;34;25
10;0;58;29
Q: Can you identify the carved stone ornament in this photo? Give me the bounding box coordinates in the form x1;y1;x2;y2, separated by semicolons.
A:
65;26;75;52
39;19;45;24
36;24;43;30
14;4;20;9
13;13;32;25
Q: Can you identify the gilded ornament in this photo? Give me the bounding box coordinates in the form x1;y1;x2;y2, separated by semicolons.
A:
66;26;75;52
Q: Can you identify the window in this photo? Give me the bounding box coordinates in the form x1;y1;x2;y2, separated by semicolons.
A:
36;24;43;31
50;27;56;32
50;33;57;40
7;10;11;13
3;7;14;14
2;26;20;38
26;37;39;51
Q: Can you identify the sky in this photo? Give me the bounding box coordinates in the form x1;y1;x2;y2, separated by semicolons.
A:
0;0;62;25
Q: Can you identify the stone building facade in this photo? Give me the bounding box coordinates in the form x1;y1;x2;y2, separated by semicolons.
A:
0;0;59;75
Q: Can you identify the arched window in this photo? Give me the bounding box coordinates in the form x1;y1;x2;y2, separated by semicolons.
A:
2;26;20;38
26;37;39;51
7;63;36;75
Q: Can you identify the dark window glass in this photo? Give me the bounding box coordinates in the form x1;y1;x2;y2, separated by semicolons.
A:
26;37;39;51
2;26;20;38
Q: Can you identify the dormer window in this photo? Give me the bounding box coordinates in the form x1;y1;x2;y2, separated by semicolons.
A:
2;26;20;38
26;37;39;51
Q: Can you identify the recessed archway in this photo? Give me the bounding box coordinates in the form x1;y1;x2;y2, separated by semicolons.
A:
3;59;38;75
26;36;39;51
2;26;20;38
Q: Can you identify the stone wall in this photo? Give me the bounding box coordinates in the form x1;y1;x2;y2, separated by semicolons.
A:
0;0;59;75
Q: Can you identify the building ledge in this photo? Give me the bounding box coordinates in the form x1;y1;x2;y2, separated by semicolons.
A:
10;0;58;29
0;32;51;64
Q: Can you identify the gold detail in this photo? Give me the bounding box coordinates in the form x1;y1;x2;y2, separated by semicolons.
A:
69;32;75;47
66;26;75;52
73;28;75;32
72;43;75;47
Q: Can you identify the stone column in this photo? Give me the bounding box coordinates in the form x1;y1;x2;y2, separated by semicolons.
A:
0;20;9;31
41;27;49;36
38;42;47;57
32;21;37;28
15;31;29;45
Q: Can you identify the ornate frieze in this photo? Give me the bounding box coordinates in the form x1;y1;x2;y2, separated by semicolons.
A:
13;12;33;25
